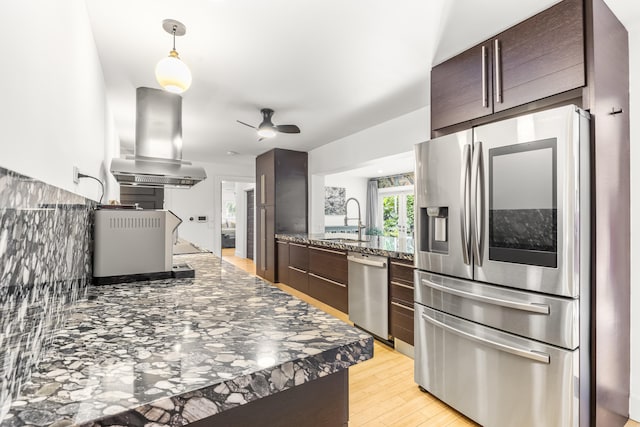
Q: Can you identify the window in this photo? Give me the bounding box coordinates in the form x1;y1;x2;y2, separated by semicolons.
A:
378;186;414;237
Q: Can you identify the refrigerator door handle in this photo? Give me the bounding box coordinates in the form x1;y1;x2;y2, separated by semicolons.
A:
460;144;472;265
420;312;550;364
471;142;484;266
420;278;550;314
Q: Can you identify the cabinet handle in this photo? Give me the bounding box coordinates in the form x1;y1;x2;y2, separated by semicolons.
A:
290;242;307;248
390;281;414;290
390;261;413;268
309;272;347;288
391;301;414;312
310;246;346;256
494;39;502;104
481;45;488;107
260;208;266;271
277;241;288;246
288;266;307;274
260;174;266;204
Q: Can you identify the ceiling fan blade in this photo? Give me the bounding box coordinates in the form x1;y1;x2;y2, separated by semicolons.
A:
237;120;257;129
275;124;300;134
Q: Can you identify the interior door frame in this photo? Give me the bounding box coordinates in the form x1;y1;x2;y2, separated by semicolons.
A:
214;175;255;258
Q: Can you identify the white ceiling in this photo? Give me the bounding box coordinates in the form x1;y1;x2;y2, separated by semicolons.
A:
85;0;636;164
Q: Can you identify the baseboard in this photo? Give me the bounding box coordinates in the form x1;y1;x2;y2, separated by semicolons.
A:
629;392;640;421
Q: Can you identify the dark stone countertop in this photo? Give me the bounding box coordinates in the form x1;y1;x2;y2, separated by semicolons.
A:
2;253;373;427
275;233;414;261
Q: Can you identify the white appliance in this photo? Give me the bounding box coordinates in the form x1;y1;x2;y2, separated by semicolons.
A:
414;105;591;426
94;209;182;278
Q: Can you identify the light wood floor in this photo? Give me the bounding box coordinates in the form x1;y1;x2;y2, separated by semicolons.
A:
220;251;638;427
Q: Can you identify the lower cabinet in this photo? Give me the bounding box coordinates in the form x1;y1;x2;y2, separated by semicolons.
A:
287;242;309;293
389;258;415;346
277;240;289;285
308;246;348;313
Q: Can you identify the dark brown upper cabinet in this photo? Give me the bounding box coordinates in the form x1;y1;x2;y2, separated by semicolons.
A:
255;148;308;282
493;0;584;113
431;0;585;131
431;41;494;131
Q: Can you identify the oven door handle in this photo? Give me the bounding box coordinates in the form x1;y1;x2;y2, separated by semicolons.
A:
421;278;550;314
421;312;550;364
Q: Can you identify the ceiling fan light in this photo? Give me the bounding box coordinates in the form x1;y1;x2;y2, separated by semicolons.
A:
257;127;276;138
155;49;192;94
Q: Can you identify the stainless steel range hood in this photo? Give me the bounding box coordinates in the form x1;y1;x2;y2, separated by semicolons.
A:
110;87;206;189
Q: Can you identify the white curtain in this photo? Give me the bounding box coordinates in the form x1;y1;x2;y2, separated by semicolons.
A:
365;179;379;233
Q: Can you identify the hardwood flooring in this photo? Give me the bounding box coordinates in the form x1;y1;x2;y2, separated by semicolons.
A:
220;252;638;427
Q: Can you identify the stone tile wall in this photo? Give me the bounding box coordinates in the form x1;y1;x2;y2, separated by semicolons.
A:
0;167;94;419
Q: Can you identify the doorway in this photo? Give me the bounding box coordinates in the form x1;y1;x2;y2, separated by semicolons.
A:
220;180;256;273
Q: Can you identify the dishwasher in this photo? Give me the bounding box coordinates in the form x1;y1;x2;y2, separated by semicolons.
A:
347;252;389;340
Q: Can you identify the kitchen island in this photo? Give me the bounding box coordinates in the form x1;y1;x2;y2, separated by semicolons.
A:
2;253;373;427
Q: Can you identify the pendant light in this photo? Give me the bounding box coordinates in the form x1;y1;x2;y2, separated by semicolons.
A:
155;19;192;94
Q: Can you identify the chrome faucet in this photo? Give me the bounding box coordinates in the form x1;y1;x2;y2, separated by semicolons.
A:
344;197;365;241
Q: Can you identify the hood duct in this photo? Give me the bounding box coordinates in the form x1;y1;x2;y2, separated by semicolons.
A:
110;87;207;189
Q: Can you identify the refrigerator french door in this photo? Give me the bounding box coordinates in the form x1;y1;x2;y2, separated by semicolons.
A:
414;105;591;427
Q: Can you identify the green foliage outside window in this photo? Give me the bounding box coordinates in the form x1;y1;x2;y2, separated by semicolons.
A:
383;195;399;237
382;193;414;237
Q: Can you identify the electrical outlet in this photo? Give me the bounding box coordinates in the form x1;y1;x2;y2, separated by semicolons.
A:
73;166;79;184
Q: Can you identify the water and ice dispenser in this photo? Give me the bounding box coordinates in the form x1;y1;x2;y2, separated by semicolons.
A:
419;207;449;254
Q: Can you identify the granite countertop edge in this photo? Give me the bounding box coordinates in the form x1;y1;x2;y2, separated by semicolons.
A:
78;337;373;427
275;234;414;261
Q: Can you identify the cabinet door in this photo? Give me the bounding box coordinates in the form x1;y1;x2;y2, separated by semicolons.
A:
431;41;493;130
308;246;348;284
493;0;584;113
256;149;275;206
256;206;276;282
390;300;414;346
288;243;309;293
277;241;289;285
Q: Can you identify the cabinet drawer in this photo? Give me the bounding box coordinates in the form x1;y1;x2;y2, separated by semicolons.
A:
390;299;414;345
308;246;348;284
277;241;289;285
390;281;414;304
289;242;308;271
288;266;308;294
308;273;348;314
389;259;414;286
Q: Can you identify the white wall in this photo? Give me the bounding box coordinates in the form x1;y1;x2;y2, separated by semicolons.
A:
0;0;118;202
308;106;430;233
324;175;368;227
628;21;640;422
164;159;254;256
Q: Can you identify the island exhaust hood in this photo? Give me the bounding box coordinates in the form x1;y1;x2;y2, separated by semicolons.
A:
110;87;206;188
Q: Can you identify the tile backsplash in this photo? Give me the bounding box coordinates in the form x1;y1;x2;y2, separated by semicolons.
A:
0;167;94;419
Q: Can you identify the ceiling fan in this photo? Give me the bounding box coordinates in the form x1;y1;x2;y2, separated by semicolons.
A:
237;108;301;140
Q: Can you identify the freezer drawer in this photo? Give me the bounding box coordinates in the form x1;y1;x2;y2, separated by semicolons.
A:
415;305;579;427
415;270;579;349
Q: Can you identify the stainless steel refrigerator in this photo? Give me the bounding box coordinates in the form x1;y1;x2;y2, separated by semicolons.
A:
414;104;591;427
